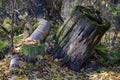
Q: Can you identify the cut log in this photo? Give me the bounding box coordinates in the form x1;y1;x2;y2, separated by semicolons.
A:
10;19;50;70
50;6;110;71
29;19;51;40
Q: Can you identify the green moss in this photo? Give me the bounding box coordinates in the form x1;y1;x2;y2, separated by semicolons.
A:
0;25;9;34
2;17;11;32
0;41;7;53
32;21;39;30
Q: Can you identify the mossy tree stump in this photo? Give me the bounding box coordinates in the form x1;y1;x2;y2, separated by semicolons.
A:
50;6;110;71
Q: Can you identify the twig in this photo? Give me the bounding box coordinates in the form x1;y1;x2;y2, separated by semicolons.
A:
10;0;15;52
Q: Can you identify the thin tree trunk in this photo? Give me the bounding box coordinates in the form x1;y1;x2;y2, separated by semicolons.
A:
10;0;15;52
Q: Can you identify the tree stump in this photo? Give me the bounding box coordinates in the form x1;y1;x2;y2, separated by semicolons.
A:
50;6;110;71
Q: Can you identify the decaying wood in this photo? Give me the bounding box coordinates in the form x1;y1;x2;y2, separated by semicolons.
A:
50;6;110;71
9;54;19;70
16;19;51;47
10;19;51;70
10;5;110;72
29;19;51;40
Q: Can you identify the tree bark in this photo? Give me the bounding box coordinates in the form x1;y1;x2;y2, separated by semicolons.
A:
50;6;110;71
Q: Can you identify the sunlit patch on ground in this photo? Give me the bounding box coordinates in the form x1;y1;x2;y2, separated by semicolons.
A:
89;71;120;80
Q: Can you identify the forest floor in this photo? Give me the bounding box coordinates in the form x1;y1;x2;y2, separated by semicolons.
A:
0;52;120;80
0;27;120;80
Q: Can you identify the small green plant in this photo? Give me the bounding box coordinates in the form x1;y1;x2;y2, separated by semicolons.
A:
108;4;120;16
13;36;22;44
20;43;45;62
96;44;107;55
105;36;111;43
107;50;120;65
96;44;120;65
97;67;105;73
